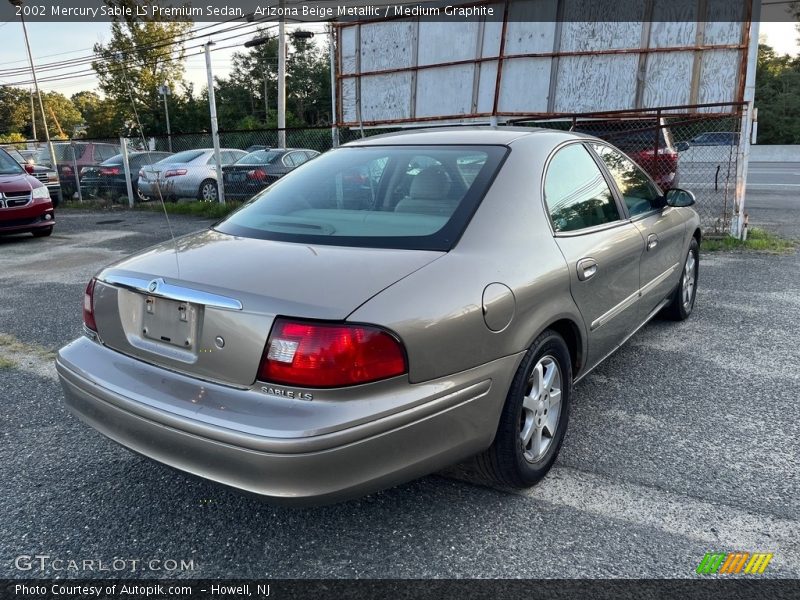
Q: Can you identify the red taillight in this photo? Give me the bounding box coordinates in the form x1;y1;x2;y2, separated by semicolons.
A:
164;169;187;178
247;168;267;181
100;167;120;176
258;318;407;388
83;278;97;332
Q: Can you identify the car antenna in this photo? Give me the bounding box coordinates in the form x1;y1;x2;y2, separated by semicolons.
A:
116;51;181;278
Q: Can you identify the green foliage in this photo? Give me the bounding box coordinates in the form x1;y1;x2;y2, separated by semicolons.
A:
92;0;193;136
0;87;83;140
701;228;796;253
755;43;800;144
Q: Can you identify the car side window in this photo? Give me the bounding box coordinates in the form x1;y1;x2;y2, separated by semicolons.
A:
591;143;661;217
282;153;296;167
544;144;620;233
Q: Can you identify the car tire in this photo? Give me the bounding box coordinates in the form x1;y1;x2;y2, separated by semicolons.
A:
476;329;572;488
32;227;53;238
198;179;218;202
662;238;699;321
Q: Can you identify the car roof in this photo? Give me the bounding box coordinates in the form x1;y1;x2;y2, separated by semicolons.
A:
343;126;575;147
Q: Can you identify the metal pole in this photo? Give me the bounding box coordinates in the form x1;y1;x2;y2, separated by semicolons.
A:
29;89;36;142
733;9;760;239
277;3;286;149
205;40;225;204
163;93;172;153
264;64;269;124
17;9;56;170
120;137;135;209
71;142;82;202
329;24;339;148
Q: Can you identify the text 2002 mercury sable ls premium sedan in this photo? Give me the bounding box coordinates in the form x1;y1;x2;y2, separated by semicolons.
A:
56;128;700;505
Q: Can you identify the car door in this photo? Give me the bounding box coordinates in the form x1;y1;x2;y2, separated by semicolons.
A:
544;142;645;368
591;143;686;318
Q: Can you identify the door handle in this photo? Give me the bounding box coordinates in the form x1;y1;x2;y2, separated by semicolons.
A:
647;234;658;251
576;258;598;281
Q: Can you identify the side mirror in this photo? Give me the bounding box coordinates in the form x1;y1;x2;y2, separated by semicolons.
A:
664;188;696;208
676;141;690;152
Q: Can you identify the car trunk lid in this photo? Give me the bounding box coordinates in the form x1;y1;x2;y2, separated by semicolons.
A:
92;229;442;387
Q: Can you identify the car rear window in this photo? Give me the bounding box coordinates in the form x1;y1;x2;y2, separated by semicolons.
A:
161;149;204;163
37;144;87;164
216;145;507;251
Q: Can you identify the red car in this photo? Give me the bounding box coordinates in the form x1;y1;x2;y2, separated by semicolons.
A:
0;147;55;237
572;118;680;190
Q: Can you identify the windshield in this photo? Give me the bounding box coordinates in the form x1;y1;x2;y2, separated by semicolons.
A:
36;144;86;165
0;149;25;175
216;145;507;251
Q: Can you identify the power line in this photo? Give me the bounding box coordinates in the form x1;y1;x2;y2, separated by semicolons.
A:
1;23;282;87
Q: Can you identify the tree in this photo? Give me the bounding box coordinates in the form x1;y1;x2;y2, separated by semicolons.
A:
754;43;800;144
0;86;83;139
286;36;331;126
91;0;192;136
71;91;121;138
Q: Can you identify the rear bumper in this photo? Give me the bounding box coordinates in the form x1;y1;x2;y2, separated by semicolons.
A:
56;337;518;505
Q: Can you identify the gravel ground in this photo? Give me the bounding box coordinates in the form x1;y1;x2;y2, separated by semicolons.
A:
0;208;797;580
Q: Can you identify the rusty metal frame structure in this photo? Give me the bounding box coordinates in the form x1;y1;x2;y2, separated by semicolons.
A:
333;0;753;128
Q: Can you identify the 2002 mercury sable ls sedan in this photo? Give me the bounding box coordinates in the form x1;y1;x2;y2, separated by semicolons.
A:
57;128;700;505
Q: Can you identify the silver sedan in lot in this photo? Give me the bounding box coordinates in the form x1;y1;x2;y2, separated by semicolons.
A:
138;148;247;202
56;128;700;505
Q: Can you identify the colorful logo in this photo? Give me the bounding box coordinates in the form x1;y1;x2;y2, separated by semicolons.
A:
696;552;774;575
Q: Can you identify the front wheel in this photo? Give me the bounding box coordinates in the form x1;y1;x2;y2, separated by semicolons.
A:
476;329;572;488
662;238;699;321
198;179;219;202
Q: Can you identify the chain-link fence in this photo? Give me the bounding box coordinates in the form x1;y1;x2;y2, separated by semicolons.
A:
517;103;746;234
30;104;745;235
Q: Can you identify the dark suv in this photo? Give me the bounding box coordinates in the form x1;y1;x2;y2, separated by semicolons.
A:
572;118;680;190
36;142;120;200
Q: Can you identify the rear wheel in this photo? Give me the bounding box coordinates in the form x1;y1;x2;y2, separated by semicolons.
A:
32;226;53;238
198;179;218;202
662;238;698;321
476;329;572;488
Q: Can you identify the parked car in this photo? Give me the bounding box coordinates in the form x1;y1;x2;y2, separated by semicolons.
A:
0;147;55;237
138;148;247;202
676;132;739;151
3;146;61;206
36;141;120;199
80;151;173;201
222;148;320;200
57;128;700;505
572;118;680;190
18;149;38;164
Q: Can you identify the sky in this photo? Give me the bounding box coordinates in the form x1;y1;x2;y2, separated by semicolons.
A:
0;20;796;98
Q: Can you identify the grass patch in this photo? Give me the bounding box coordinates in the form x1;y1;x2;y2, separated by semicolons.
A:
701;228;796;254
0;333;56;361
59;199;242;219
134;200;243;219
0;356;17;369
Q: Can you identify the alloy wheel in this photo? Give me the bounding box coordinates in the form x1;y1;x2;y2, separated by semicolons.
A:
520;355;562;462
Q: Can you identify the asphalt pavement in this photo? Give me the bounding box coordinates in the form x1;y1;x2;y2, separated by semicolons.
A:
0;202;798;579
747;162;800;239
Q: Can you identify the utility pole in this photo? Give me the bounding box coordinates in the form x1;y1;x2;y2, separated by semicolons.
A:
277;5;286;149
29;89;36;142
328;24;339;148
205;40;225;204
10;0;56;169
159;84;172;153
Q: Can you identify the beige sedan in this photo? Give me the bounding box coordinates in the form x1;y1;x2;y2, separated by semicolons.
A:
57;128;700;505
